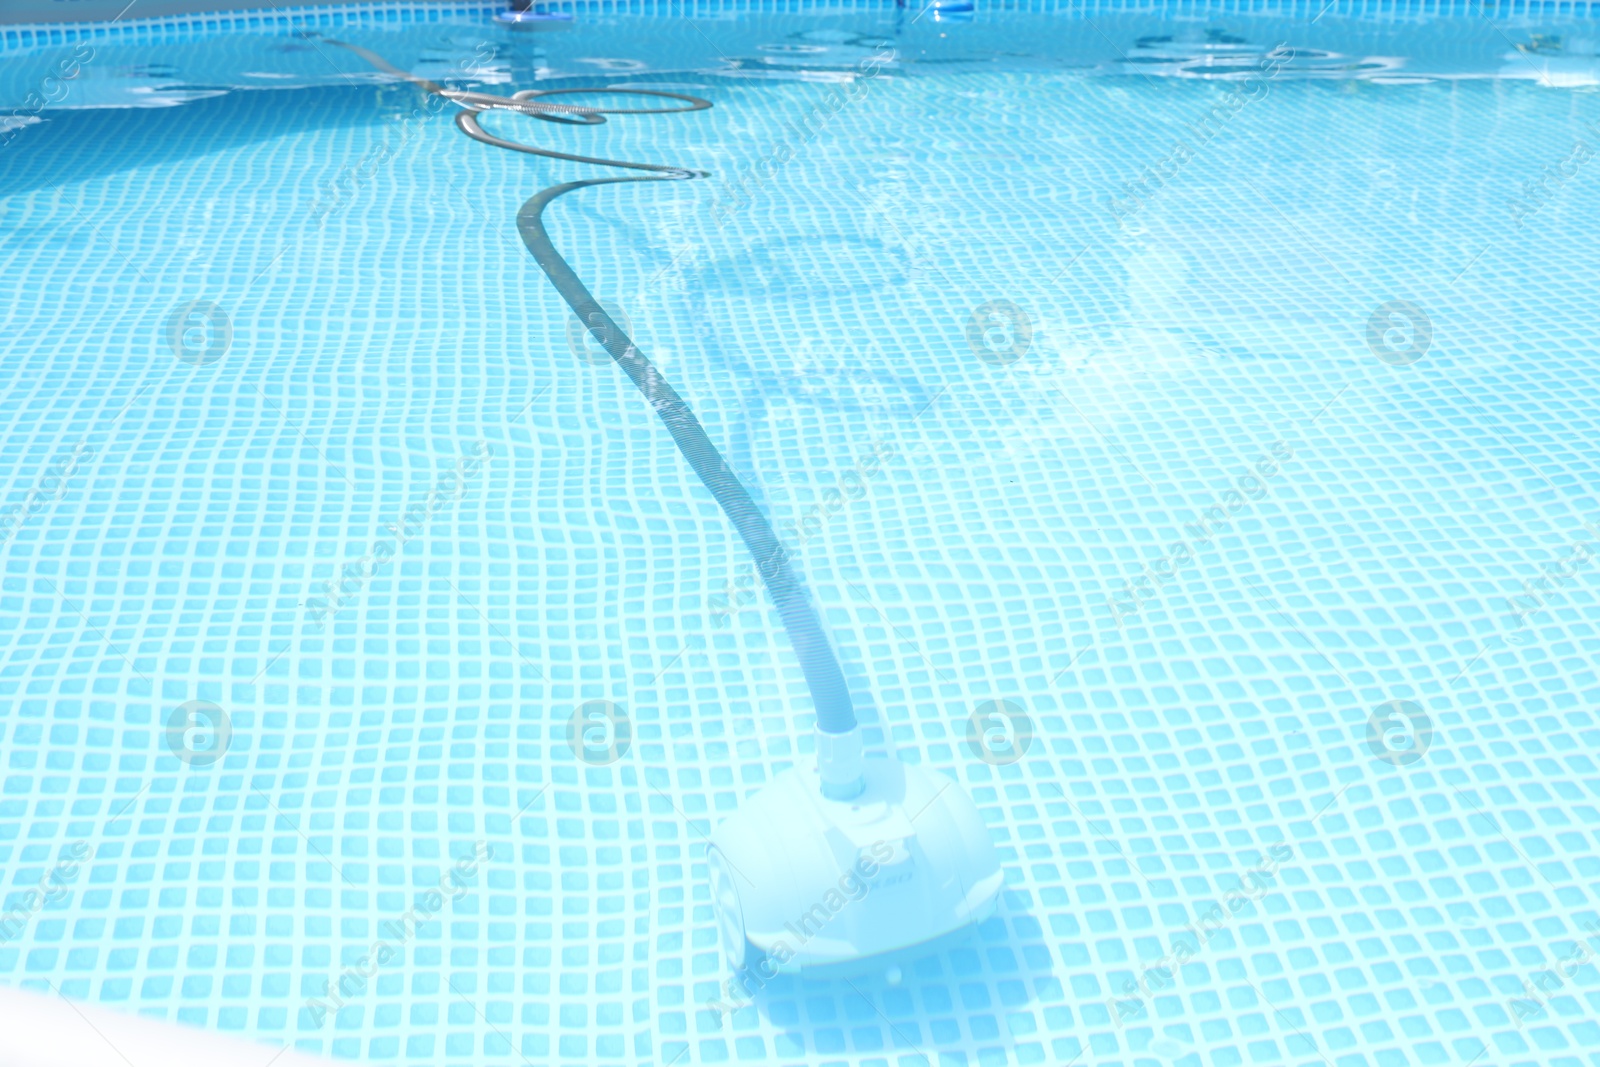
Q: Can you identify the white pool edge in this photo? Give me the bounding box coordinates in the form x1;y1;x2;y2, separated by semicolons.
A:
0;984;345;1067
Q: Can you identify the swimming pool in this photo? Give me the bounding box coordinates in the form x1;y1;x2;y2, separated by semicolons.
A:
2;2;1599;1065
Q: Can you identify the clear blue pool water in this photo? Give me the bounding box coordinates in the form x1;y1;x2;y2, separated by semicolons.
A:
2;3;1600;1065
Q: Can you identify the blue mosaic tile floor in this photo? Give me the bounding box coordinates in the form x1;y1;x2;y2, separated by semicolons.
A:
3;5;1600;1067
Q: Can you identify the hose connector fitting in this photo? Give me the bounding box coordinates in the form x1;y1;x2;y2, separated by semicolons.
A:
817;726;865;800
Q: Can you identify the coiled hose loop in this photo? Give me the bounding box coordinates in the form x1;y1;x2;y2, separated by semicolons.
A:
321;36;859;737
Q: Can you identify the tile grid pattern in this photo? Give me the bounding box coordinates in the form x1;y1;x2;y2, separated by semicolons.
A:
2;10;1600;1067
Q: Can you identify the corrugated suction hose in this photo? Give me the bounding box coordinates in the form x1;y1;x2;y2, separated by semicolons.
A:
320;35;859;736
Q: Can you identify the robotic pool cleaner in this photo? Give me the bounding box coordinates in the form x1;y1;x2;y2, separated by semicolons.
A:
706;735;1003;974
322;32;1003;977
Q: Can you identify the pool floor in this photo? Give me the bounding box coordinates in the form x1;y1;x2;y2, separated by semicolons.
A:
2;6;1600;1066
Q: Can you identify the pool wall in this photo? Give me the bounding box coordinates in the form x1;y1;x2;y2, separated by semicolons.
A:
4;0;1599;42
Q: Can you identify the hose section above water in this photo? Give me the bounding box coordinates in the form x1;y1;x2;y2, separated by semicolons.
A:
320;36;859;737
